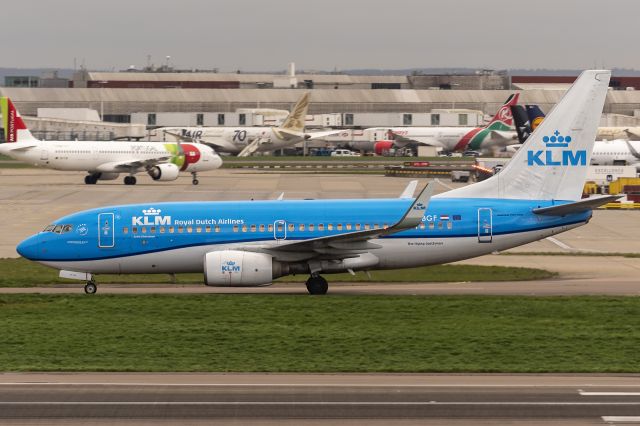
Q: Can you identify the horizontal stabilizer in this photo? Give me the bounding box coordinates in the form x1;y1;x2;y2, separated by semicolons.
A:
532;195;621;216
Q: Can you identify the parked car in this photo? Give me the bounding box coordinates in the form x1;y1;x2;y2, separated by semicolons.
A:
331;149;361;157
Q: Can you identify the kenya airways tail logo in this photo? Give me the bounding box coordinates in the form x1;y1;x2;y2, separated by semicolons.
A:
486;93;519;128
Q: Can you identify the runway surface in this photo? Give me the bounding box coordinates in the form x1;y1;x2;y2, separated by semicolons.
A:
1;374;640;425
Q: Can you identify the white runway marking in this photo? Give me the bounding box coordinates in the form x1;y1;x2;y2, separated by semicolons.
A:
581;391;640;396
602;417;640;422
546;236;573;250
2;401;640;406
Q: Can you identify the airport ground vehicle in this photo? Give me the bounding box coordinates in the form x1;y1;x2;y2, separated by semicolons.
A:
331;149;360;157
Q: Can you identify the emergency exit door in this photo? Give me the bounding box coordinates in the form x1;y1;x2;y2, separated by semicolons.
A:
273;220;287;241
477;208;492;243
98;213;115;248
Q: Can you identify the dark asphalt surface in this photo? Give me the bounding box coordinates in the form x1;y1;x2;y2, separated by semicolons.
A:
2;381;640;422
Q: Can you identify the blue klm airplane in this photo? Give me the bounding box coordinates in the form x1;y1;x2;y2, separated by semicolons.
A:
17;70;616;295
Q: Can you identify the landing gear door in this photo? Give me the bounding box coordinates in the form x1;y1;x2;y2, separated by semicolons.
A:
98;213;115;248
477;208;492;243
273;220;286;241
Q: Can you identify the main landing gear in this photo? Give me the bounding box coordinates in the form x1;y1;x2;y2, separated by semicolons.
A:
305;274;328;295
124;175;137;185
84;280;97;295
84;174;98;184
191;171;199;185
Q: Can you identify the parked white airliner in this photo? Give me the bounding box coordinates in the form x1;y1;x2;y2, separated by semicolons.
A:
161;92;337;156
0;98;222;185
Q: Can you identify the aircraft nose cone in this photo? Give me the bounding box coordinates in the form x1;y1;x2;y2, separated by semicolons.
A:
16;235;39;259
213;154;223;169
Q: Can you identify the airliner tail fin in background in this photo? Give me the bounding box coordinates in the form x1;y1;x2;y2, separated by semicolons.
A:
484;93;519;130
278;92;310;133
1;97;38;143
443;70;611;202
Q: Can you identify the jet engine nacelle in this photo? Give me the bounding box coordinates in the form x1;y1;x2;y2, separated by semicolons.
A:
148;163;180;181
374;140;395;156
96;172;119;181
204;250;282;286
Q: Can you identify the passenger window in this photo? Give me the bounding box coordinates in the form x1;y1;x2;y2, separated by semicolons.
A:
419;223;426;230
364;224;371;230
355;224;361;230
327;224;333;231
215;226;220;233
346;224;352;230
337;224;343;231
123;227;129;234
160;227;165;233
187;226;193;233
288;223;294;232
196;226;202;233
178;226;184;233
277;224;283;232
268;224;273;232
259;224;265;232
242;225;247;232
428;222;435;230
132;227;138;234
251;224;257;232
298;224;305;231
318;224;325;231
447;222;452;230
438;222;443;229
150;227;156;234
233;225;239;232
169;226;174;233
383;223;389;229
309;224;315;231
141;227;147;234
373;224;380;230
205;225;211;233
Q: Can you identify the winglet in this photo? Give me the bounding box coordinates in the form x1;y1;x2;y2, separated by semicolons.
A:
399;180;418;199
277;192;285;201
391;182;434;231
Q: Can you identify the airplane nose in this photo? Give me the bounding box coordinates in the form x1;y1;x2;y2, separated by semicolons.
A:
16;234;40;260
213;153;223;169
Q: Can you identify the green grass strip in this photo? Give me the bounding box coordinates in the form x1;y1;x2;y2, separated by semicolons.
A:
0;258;554;287
0;294;638;372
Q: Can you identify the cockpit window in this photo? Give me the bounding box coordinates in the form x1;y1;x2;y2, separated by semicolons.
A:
43;224;74;234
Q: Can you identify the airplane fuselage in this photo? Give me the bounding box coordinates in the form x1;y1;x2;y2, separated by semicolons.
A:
591;140;640;170
0;141;220;173
164;127;303;154
17;197;589;278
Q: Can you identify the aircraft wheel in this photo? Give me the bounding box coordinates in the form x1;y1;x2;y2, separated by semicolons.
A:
84;281;97;295
192;179;199;185
306;275;328;295
124;176;137;185
84;175;97;184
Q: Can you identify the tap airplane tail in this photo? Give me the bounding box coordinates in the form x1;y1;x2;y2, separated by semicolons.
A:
1;97;38;143
444;70;610;201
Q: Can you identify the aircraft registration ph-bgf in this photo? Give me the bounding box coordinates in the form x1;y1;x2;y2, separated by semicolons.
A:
0;98;222;185
161;92;337;157
18;71;616;295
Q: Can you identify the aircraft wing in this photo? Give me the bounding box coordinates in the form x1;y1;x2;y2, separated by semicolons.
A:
241;183;434;262
488;130;518;143
625;128;640;139
305;130;344;140
390;133;444;148
95;156;173;172
532;195;621;216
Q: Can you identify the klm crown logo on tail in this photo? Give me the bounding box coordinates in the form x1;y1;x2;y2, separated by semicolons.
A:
527;130;587;166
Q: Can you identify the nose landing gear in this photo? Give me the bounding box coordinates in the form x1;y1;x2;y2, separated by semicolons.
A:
191;172;199;185
84;281;97;295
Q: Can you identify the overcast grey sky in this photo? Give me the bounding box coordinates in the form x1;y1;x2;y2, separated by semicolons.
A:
2;0;634;71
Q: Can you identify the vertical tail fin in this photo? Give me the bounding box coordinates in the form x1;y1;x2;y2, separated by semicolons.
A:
278;92;310;133
1;97;37;143
442;70;611;201
484;93;520;130
510;104;532;144
525;105;546;132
